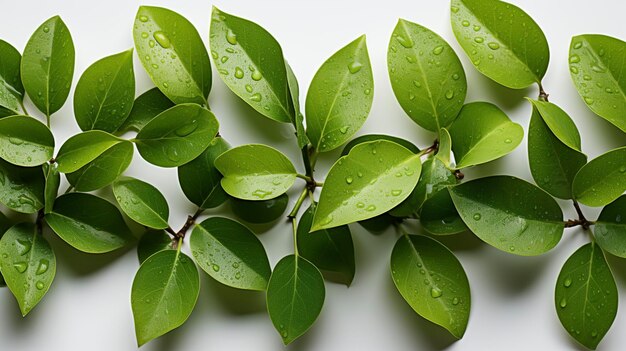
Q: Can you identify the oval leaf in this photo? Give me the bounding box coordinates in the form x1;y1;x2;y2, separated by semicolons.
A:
43;163;60;214
0;159;44;214
118;88;174;133
65;140;133;192
231;194;289;224
0;116;54;167
113;177;169;229
529;99;582;151
0;39;25;115
572;147;626;207
56;130;125;173
595;195;626;258
137;230;173;264
420;189;467;235
341;134;420;156
436;128;453;166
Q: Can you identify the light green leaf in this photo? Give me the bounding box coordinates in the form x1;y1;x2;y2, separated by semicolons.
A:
55;130;125;173
65;140;133;192
306;36;373;152
388;19;466;131
45;193;133;253
134;104;219;167
113;177;169;229
450;176;563;255
131;249;199;346
0;223;55;316
231;194;288;224
341;134;420;156
420;189;467;235
555;242;617;350
312;140;422;231
215;144;296;200
137;230;172;264
436;128;453;166
134;6;211;105
0;39;25;115
391;234;470;338
595;195;626;258
449;102;523;169
0;116;54;167
569;35;626;133
266;255;325;345
286;62;309;148
21;15;75;117
572;147;626;207
528;99;582;151
74;50;135;132
191;217;271;291
43;163;59;214
118;88;174;133
0;159;44;214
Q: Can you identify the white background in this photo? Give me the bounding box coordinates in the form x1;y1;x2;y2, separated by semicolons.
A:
0;0;625;350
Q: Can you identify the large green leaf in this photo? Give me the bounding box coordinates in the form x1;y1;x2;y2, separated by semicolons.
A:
555;242;617;350
134;6;211;105
312;140;422;231
572;147;626;207
74;50;135;132
231;194;289;224
45;193;133;253
306;36;373;152
388;19;466;131
0;159;44;214
21;16;75;117
55;130;125;173
266;255;325;345
450;0;549;89
118;88;174;133
215;144;296;200
420;189;467;235
0;223;55;316
113;177;169;229
191;217;271;291
449;102;523;169
595;195;626;258
0;39;25;115
43;163;60;214
137;230;172;264
450;176;563;255
210;7;293;123
65;140;133;192
391;234;470;338
0;116;54;167
131;249;199;346
569;35;626;133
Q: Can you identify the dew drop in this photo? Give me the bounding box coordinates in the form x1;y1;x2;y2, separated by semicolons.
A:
445;90;454;100
569;54;580;63
251;70;262;81
226;29;237;45
432;46;444;55
473;25;481;32
488;42;500;50
619;166;626;173
584;97;594;105
212;263;220;272
148;40;155;48
451;6;459;13
220;56;229;63
474;37;484;43
234;67;244;79
348;61;363;74
345;177;353;184
504;138;512;144
452;297;460;305
356;202;365;209
396;35;414;48
36;281;45;290
365;205;376;212
9;137;23;145
430;287;443;298
391;190;402;196
461;20;470;27
559;297;567;308
36;259;49;275
252;189;272;199
13;261;27;273
452;73;460;80
175;120;198;137
245;84;253;93
339;126;349;134
564;278;572;288
166;148;179;162
250;93;262;102
570;66;579;74
139;15;149;22
153;31;171;48
573;42;582;49
16;239;32;255
473;213;481;220
43;26;50;33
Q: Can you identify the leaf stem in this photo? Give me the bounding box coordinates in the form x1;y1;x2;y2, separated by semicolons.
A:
45;114;51;128
292;217;299;257
288;187;309;219
296;173;313;182
36;209;44;235
19;100;29;116
418;139;439;157
538;83;549;102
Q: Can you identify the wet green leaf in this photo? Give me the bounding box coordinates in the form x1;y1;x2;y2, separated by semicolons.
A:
595;196;626;258
286;62;309;148
56;130;125;173
0;39;25;115
0;211;11;287
137;230;172;264
420;189;467;235
528;99;582;151
230;194;288;224
341;134;420;156
113;177;169;229
572;147;626;207
65;140;133;192
0;159;44;214
0;116;54;167
118;88;174;133
43;163;59;214
436;128;452;166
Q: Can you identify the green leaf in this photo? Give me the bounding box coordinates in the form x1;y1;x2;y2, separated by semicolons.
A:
21;15;75;116
113;177;169;229
595;196;626;258
297;204;355;286
0;212;11;287
312;140;422;231
134;6;211;105
306;36;373;152
388;19;466;132
134;104;219;167
131;249;199;346
0;39;25;115
420;189;467;235
569;35;626;133
358;213;397;234
266;255;325;345
210;7;293;123
137;230;172;264
0;116;54;167
45;193;133;253
341;134;420;156
572;147;626;207
436;128;453;166
65;140;133;192
215;144;296;200
0;159;44;214
0;223;55;316
528;104;587;199
391;234;470;338
449;102;523;169
191;217;271;291
118;88;174;133
450;0;549;89
450;176;563;255
528;99;582;151
74;50;135;132
177;136;229;209
231;194;288;224
56;130;125;173
43;163;59;214
286;62;309;148
555;242;617;350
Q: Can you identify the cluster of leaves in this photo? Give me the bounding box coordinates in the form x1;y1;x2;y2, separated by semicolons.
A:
0;0;624;349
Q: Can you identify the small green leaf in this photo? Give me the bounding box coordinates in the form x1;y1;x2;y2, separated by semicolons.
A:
450;0;549;89
0;159;44;214
131;249;199;346
572;147;626;207
134;6;211;105
555;242;617;350
0;223;56;316
210;7;293;123
74;50;135;132
312;140;422;231
56;130;125;173
358;213;397;234
0;39;25;115
341;134;420;156
137;230;172;264
391;234;470;338
45;193;133;253
118;88;174;133
595;196;626;258
43;163;59;214
449;102;523;169
306;36;373;152
450;176;563;255
569;35;626;133
528;99;582;151
436;128;452;166
65;140;133;192
191;217;271;291
388;19;466;132
528;104;587;199
134;104;219;167
177;137;229;209
21;15;75;116
215;144;296;201
0;116;54;167
113;177;169;230
231;194;289;224
420;189;467;235
266;255;325;345
286;62;309;148
0;211;11;287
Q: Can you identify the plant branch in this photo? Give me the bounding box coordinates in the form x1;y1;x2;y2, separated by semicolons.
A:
419;139;439;157
36;209;45;235
538;83;549;102
565;200;592;230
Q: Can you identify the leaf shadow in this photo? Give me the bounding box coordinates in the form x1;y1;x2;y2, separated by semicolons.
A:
429;231;484;252
203;274;267;316
0;292;39;337
475;76;533;111
482;247;551;296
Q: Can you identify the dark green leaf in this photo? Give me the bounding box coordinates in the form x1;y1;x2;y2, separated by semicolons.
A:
137;230;172;264
572;147;626;207
43;163;59;214
595;195;626;258
0;39;25;115
230;194;288;224
0;211;12;287
0;159;44;214
341;134;420;156
65;140;133;191
0;116;54;167
118;88;174;133
113;177;169;229
286;62;309;148
420;189;467;235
